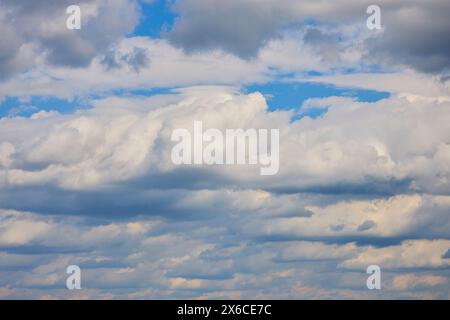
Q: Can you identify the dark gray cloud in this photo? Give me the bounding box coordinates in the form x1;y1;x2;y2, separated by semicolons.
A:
366;1;450;75
165;0;285;59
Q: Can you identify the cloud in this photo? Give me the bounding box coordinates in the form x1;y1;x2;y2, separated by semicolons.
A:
391;274;448;290
340;240;450;269
4;87;450;197
0;38;268;99
307;72;450;99
365;1;450;75
166;0;288;59
165;0;450;75
164;0;370;59
0;0;139;77
0;205;448;299
248;194;450;243
1;1;450;300
0;86;449;299
0;209;153;250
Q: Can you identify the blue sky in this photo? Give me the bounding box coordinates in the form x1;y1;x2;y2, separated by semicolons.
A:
133;0;177;38
0;81;390;118
0;0;449;300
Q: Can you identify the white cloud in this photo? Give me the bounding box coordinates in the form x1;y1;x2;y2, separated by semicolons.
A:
307;71;450;99
2;87;450;196
341;240;450;269
256;195;424;239
391;274;448;290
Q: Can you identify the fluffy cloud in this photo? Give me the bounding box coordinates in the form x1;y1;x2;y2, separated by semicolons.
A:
2;87;450;196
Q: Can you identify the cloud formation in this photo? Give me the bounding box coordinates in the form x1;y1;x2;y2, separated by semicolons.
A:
2;88;450;195
0;87;449;298
0;0;449;300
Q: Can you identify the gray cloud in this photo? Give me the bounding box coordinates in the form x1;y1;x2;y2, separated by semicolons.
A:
165;0;450;75
0;0;139;77
102;46;150;72
357;220;377;232
165;0;286;59
366;2;450;75
164;0;369;59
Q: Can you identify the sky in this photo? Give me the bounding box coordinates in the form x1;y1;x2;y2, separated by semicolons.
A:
0;0;449;299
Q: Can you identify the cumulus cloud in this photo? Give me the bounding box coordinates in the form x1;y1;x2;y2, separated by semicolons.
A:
2;87;450;196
